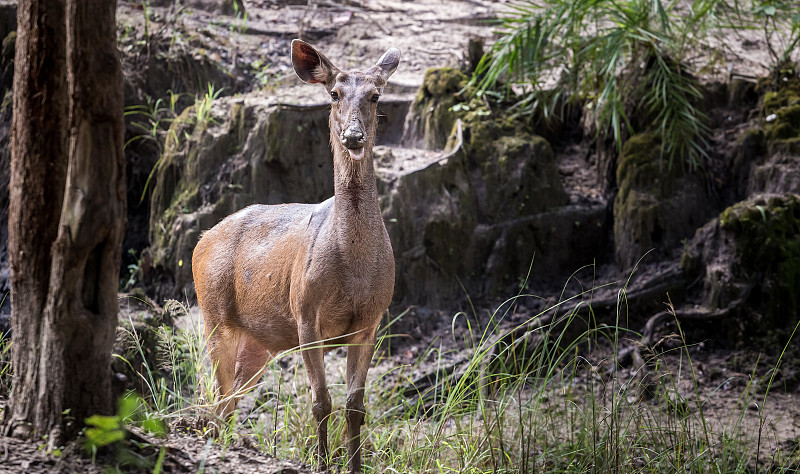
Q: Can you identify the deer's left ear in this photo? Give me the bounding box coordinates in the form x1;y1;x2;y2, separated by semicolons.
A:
369;47;400;82
291;39;339;85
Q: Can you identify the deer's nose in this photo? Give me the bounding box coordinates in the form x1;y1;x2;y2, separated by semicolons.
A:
341;122;366;149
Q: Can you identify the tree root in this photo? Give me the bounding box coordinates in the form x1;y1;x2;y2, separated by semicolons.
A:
618;284;754;397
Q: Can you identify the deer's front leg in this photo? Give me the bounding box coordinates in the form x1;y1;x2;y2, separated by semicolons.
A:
300;326;331;471
345;336;375;473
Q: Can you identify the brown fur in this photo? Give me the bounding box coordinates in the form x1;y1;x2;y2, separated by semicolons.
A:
191;40;399;473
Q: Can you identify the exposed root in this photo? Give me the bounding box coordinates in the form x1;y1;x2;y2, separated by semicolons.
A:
620;284;754;397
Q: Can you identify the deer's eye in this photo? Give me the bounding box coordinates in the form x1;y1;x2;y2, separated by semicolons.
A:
370;93;380;103
330;91;340;101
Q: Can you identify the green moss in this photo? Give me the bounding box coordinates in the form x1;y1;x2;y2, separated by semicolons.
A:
0;89;10;114
761;89;800;115
154;181;199;248
678;248;698;274
419;67;467;98
613;132;706;269
164;107;195;152
765;121;796;141
762;91;784;113
616;132;681;202
759;81;800;148
463;113;505;160
769;137;800;156
776;103;800;125
229;101;247;145
407;68;471;150
720;194;800;322
764;103;800;142
453;96;519;162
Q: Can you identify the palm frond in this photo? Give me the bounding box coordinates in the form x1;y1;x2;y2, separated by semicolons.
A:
469;0;729;170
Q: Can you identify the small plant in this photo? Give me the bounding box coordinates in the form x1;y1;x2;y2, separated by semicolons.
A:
251;59;280;89
751;0;800;69
84;393;167;466
231;0;248;37
121;249;141;291
124;91;182;202
0;314;11;397
127;90;182;150
193;84;224;129
141;0;153;57
114;298;220;436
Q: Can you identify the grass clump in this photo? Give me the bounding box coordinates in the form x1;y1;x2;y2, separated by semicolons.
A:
100;281;800;473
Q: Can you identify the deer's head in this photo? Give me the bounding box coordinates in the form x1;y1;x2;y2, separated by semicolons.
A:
291;40;400;161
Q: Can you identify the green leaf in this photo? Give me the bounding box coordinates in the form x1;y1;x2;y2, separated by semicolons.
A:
85;414;121;431
85;427;125;447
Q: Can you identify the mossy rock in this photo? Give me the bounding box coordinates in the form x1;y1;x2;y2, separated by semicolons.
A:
438;93;568;220
761;89;800;115
720;194;800;318
402;67;468;150
420;67;467;97
735;128;766;163
683;193;800;344
759;80;800;150
471;134;568;220
614;132;712;269
472;203;609;295
769;136;800;156
749;153;800;195
764;104;800;142
615;133;682;200
455;97;516;160
377;88;578;305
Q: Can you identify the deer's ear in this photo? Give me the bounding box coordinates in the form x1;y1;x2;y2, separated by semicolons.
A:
370;47;400;82
291;39;338;84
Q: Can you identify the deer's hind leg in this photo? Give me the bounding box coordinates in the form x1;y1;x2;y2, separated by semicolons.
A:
205;323;239;418
231;333;271;407
205;323;240;419
206;324;271;420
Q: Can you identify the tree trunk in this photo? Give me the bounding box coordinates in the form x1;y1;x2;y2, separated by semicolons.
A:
3;0;125;445
4;0;69;439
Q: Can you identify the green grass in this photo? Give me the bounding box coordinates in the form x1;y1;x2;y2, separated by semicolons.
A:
106;280;800;473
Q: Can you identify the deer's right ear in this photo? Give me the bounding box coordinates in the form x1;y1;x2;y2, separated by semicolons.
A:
291;39;337;85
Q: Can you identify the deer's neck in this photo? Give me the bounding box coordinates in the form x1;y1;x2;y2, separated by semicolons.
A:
330;140;385;256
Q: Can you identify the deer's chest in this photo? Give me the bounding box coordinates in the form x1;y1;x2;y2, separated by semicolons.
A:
304;243;393;336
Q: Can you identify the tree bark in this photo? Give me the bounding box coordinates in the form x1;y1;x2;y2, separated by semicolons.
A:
4;0;69;439
3;0;125;445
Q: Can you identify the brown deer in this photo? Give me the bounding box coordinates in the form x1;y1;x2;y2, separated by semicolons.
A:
191;40;398;473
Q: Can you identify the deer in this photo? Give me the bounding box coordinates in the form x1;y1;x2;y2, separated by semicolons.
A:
191;39;399;473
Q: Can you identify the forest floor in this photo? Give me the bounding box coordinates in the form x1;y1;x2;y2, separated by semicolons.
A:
1;0;799;473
